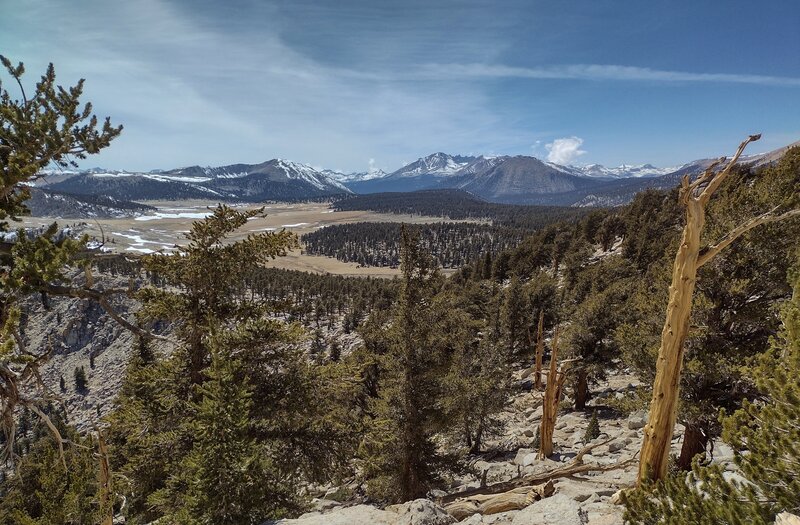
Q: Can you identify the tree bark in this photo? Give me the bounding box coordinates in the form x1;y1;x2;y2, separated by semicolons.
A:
574;368;589;411
533;311;545;390
676;423;708;471
539;329;569;459
470;422;484;455
637;197;704;482
97;431;113;525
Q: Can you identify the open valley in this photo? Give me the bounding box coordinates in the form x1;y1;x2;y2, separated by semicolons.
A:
22;201;474;276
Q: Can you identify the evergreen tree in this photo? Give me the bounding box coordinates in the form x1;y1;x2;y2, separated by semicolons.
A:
359;226;463;502
0;55;120;458
329;338;342;362
501;275;528;355
583;410;600;444
624;262;800;523
74;366;87;393
154;346;304;524
442;289;513;453
0;418;109;524
108;209;360;523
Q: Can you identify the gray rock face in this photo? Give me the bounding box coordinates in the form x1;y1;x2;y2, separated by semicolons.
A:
264;505;396;525
388;499;457;525
264;499;455;525
776;512;800;525
627;411;648;430
510;494;583;525
512;448;535;465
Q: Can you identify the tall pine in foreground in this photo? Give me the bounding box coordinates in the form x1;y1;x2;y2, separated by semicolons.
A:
108;207;362;524
624;260;800;523
0;55;121;462
359;225;464;502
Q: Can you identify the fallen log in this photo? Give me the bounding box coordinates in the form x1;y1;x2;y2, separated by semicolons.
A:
439;434;637;506
444;481;555;519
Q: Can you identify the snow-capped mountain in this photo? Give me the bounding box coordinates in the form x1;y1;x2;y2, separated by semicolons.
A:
26;187;156;219
323;168;388;183
35;139;798;206
389;153;477;178
43;160;351;202
551;163;678;179
345;153;603;202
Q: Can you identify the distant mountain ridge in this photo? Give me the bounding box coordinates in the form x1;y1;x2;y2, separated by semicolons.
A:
36;140;799;206
25;188;156;219
41;159;351;202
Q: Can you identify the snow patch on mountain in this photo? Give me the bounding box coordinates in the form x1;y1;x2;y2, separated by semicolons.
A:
390;153;477;178
550;162;677;179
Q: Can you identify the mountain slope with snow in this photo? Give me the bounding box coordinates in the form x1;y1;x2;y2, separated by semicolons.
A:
44;160;351;202
37;140;799;206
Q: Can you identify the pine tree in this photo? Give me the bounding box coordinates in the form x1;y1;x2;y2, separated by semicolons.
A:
637;136;800;483
501;275;528;355
583;410;600;444
74;366;88;393
329;338;342;362
359;225;463;502
137;204;297;384
624;262;800;523
159;347;304;523
0;417;108;524
0;55;121;460
108;209;360;523
442;281;514;454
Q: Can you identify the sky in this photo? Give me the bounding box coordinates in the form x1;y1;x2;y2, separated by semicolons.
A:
1;0;799;172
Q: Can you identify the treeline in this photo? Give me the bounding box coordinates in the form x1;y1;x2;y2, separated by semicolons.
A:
332;189;591;229
96;255;397;333
301;221;525;268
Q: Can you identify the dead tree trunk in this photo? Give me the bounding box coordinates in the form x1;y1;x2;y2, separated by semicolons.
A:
574;368;589;411
539;328;569;459
97;430;113;525
638;134;800;484
533;311;545;390
676;423;708;471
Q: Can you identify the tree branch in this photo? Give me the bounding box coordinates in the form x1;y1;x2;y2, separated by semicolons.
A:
697;208;800;267
440;434;633;504
688;156;726;194
697;134;761;204
25;403;67;470
41;283;172;342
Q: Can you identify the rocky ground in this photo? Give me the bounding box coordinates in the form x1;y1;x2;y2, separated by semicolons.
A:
22;271;740;525
270;372;739;525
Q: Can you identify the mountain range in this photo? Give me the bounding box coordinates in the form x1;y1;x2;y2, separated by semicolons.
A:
33;141;798;209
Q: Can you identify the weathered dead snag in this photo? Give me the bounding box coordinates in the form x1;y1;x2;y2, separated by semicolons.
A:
539;328;570;459
638;134;800;484
533;310;545;390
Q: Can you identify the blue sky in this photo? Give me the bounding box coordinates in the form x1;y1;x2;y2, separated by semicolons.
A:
1;0;799;172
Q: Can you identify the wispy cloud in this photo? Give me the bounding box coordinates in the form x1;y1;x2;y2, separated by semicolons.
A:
546;137;586;164
416;63;800;86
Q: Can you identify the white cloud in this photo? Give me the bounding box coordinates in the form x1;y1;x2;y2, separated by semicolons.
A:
417;63;800;86
546;137;586;164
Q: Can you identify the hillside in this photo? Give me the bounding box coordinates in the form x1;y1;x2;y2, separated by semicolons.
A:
25;188;156;218
43;160;351;202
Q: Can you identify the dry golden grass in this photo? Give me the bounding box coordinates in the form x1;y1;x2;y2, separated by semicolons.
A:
23;201;468;277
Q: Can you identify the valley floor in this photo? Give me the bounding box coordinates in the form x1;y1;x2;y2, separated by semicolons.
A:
22;200;476;277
